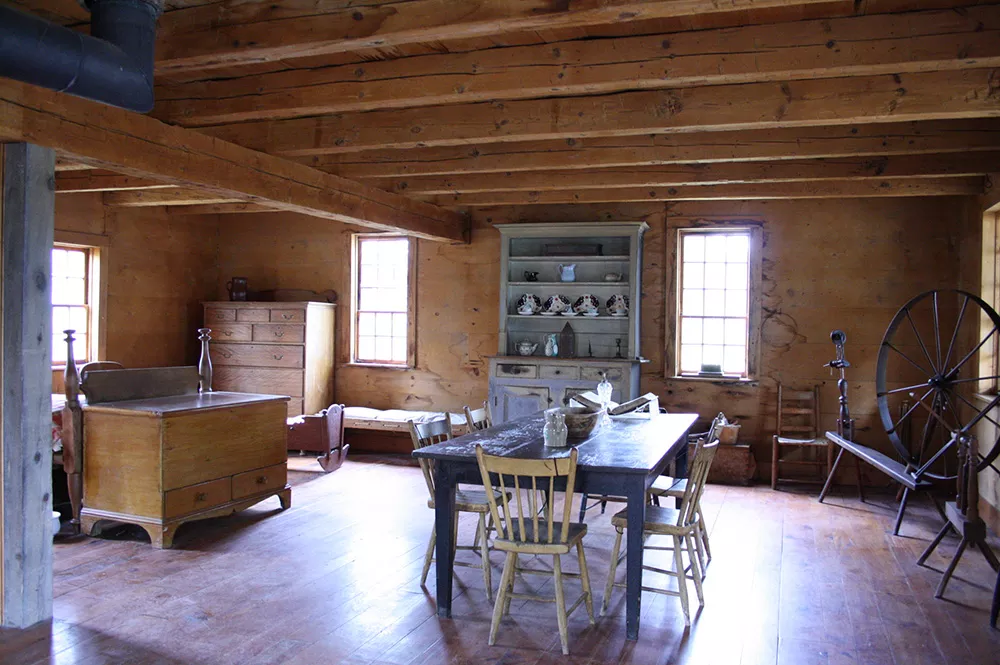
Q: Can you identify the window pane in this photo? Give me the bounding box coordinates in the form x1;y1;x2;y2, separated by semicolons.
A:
358;312;375;336
702;345;724;366
52;249;67;277
358;336;375;361
726;264;748;290
683;235;704;262
726;290;748;317
375;337;392;361
704;266;725;290
69;306;88;332
393;313;407;338
723;345;747;374
680;344;702;373
52;336;67;364
704;290;725;316
358;287;378;312
66;249;86;275
726;234;749;263
52;306;68;333
682;290;703;316
703;318;724;345
705;235;727;261
725;318;747;345
374;312;391;336
681;317;702;345
392;337;407;362
684;262;704;289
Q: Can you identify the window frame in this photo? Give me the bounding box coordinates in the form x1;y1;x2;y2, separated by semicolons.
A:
349;233;417;369
52;231;108;368
665;221;763;382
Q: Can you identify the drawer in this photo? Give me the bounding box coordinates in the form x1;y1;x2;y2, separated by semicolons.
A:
253;323;305;344
212;366;304;397
287;398;304;417
212;343;304;368
540;365;579;380
236;308;271;322
494;363;538;379
205;307;236;324
233;463;287;500
271;309;305;323
581;366;624;382
164;477;231;519
211;323;252;342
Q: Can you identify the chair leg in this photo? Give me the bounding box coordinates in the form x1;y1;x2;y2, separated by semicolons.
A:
673;534;691;626
421;526;436;586
503;552;518;617
553;554;570;655
686;533;704;607
490;552;515;646
771;436;779;490
578;493;589;523
478;513;493;603
576;541;595;625
602;526;623;616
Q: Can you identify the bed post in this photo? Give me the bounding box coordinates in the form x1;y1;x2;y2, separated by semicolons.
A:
198;328;213;393
61;329;83;534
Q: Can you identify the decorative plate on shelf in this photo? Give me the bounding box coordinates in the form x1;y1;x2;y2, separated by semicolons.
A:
515;293;542;314
572;294;600;314
543;294;572;314
606;294;630;315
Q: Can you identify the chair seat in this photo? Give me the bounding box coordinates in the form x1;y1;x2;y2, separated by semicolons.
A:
493;520;587;554
610;505;695;537
648;476;686;498
775;436;828;446
428;488;508;513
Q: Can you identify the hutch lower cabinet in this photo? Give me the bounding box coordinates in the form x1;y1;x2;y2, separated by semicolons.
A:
488;222;648;424
488;357;642;423
203;301;336;418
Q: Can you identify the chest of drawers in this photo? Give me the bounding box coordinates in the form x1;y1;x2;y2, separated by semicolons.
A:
203;301;336;418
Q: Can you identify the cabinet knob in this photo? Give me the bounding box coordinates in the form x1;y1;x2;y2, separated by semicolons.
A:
273;354;283;360
221;351;232;359
274;330;284;337
194;492;207;502
224;330;233;336
282;313;293;320
255;476;267;485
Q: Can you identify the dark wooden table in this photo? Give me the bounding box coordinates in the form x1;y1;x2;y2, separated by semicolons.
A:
412;411;698;641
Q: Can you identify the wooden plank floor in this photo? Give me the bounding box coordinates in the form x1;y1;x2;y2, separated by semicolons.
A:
3;455;1000;664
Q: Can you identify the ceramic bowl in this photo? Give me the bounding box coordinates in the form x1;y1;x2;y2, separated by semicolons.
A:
543;294;571;313
516;293;542;314
557;407;603;438
573;294;600;314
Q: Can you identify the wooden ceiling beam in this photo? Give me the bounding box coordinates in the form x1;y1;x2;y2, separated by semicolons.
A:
421;176;986;206
303;121;1000;178
57;171;177;193
154;0;847;76
208;69;1000;156
156;6;1000;126
0;80;466;242
382;151;1000;194
167;203;276;215
103;189;245;207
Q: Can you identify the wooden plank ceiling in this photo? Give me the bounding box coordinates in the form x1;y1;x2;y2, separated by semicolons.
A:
9;0;1000;226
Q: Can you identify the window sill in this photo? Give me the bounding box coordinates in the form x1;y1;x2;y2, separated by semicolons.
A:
668;374;758;386
344;362;413;371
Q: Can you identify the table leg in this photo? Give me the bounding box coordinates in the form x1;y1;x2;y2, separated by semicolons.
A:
625;476;646;640
433;463;457;618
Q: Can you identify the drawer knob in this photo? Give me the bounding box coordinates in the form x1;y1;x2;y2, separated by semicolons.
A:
273;354;283;360
224;330;233;336
282;314;293;320
221;351;232;359
194;492;207;502
255;476;267;485
274;330;284;337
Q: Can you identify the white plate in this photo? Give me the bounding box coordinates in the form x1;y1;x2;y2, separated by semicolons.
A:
610;311;628;317
541;311;558;316
561;311;578;316
581;311;599;317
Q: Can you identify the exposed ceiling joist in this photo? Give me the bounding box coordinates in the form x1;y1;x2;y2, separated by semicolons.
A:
167;202;275;215
103;189;245;206
303;121;1000;178
381;151;1000;194
57;171;176;193
0;80;466;242
154;0;847;75
208;69;1000;156
422;176;986;206
155;6;1000;126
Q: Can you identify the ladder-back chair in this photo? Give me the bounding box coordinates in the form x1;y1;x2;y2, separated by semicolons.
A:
410;419;499;602
462;401;493;434
475;445;595;655
771;384;831;489
602;439;719;625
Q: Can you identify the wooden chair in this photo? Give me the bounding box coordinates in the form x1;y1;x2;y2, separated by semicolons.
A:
463;401;493;433
602;439;719;626
647;413;726;572
475;445;595;655
771;384;831;489
410;419;501;602
287;404;349;472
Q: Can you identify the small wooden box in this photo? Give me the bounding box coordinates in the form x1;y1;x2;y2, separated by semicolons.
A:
718;424;741;444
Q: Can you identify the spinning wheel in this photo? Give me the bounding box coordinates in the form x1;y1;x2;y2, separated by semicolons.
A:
875;289;1000;482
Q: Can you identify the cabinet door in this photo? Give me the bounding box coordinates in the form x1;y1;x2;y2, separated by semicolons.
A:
495;385;551;423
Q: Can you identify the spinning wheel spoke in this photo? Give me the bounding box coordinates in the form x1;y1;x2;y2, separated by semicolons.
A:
950;391;1000;433
937;391;965;434
885;342;932;377
906;309;939;374
888;387;935;437
947;375;1000;385
942;294;970;372
947;326;998;379
933;291;943;372
877;382;932;397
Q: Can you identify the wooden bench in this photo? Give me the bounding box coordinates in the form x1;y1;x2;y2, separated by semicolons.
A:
344;407;468;454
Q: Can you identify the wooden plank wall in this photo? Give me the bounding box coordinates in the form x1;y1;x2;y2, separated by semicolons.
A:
214;196;980;485
51;193;220;390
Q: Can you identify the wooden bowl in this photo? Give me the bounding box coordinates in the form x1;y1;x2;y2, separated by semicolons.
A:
559;407;603;438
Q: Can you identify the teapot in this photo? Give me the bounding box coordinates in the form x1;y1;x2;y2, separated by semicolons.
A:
516;340;538;356
523;270;539;282
557;264;576;282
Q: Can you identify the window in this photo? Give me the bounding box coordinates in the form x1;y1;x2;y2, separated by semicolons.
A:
351;235;415;366
51;239;105;366
673;226;761;379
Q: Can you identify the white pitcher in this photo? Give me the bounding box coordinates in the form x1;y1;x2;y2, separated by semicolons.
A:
557;264;576;282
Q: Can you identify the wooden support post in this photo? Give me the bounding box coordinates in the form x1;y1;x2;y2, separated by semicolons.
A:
1;143;55;627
